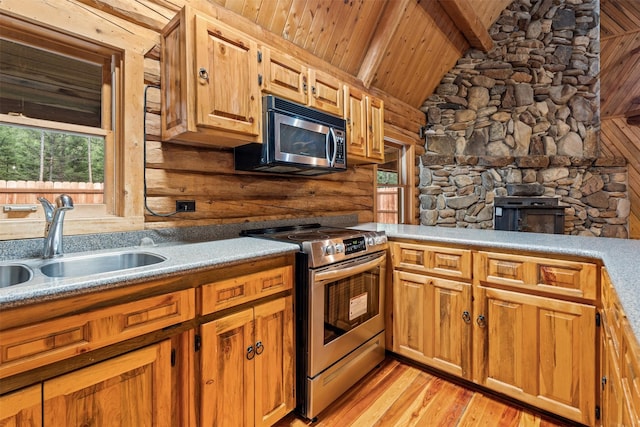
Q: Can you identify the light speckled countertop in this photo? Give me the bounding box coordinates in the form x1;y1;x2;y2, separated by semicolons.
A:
3;223;639;340
355;223;640;338
0;237;300;309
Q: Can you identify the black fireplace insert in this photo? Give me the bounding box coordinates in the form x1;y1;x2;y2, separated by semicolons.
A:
494;197;565;234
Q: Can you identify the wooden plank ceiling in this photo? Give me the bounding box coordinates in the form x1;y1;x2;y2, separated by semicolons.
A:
208;0;512;109
600;0;640;239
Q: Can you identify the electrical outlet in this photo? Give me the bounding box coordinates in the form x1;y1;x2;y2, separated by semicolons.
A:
176;200;196;212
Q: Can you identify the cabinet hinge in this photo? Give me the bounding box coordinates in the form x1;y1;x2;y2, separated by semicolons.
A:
602;375;607;390
195;334;202;352
258;74;263;86
257;50;262;63
596;312;601;327
171;348;176;367
595;405;601;420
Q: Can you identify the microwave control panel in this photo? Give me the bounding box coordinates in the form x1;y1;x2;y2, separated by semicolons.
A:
334;129;346;166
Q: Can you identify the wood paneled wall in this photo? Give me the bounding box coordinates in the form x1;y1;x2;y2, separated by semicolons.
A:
601;0;640;239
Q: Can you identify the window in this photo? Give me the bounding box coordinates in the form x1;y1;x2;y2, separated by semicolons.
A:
0;27;115;210
0;10;144;240
376;138;414;224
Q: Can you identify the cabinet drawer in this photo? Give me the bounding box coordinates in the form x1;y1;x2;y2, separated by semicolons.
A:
201;265;293;314
474;251;597;300
390;242;471;280
0;289;195;379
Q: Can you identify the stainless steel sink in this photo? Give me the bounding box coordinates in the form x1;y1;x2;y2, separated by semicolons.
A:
40;252;166;278
0;264;33;288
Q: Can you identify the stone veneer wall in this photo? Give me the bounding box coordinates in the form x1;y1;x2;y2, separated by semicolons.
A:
418;0;630;238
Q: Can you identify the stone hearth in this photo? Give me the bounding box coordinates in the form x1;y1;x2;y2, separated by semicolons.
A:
418;0;629;238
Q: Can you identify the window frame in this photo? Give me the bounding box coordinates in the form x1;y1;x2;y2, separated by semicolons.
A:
0;10;146;240
375;127;417;225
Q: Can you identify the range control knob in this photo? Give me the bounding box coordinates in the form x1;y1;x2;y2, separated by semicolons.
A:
367;237;375;246
335;243;345;253
324;245;336;255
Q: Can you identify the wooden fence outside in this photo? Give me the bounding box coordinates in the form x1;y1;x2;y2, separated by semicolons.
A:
376;187;399;224
0;180;104;204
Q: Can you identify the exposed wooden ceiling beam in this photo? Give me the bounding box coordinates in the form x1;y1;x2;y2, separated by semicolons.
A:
357;0;411;89
438;0;494;52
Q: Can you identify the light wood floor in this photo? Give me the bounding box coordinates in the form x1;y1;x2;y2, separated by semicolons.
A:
275;358;574;427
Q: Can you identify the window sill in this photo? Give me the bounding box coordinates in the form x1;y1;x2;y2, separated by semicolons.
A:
0;216;145;240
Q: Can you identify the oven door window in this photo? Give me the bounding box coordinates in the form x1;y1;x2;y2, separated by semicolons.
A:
323;268;380;345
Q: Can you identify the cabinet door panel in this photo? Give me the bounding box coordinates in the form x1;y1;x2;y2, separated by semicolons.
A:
393;271;426;359
201;309;255;427
0;384;41;426
261;48;308;105
366;95;384;162
428;276;471;378
344;86;367;159
393;271;471;378
475;287;595;425
308;69;343;116
254;297;294;427
195;15;260;136
43;341;172;427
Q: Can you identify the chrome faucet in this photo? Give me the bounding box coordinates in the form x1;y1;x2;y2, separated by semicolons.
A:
38;194;74;258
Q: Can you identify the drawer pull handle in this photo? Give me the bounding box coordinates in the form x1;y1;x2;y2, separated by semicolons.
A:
246;345;255;360
255;341;264;356
462;311;471;324
477;315;487;328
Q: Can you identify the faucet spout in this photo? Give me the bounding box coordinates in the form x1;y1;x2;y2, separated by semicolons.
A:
39;194;74;258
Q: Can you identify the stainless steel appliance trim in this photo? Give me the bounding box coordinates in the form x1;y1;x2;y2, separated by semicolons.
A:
305;331;385;420
308;251;386;377
273;112;332;167
313;253;386;284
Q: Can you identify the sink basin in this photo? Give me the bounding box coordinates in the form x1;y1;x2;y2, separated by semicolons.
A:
40;252;166;278
0;264;33;287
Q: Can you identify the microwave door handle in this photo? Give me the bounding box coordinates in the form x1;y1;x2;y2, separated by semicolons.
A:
325;130;332;165
329;128;338;166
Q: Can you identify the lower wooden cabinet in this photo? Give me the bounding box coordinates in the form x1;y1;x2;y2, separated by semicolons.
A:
390;241;599;425
0;340;172;427
392;270;471;378
473;286;596;425
0;384;41;426
600;268;640;426
200;296;294;427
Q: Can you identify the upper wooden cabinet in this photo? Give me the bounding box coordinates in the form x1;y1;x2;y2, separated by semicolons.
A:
259;47;308;105
259;46;343;117
162;7;262;147
308;69;343;116
344;86;384;164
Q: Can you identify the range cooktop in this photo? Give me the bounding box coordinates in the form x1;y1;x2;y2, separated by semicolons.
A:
241;224;387;267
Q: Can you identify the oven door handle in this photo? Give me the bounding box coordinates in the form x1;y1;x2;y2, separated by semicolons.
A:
313;254;385;284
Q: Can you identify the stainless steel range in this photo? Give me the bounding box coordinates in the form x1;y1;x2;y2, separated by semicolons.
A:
241;224;387;420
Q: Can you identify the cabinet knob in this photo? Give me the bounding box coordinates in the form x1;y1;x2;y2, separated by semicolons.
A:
246;345;255;360
256;341;264;355
462;311;471;324
198;67;209;82
476;315;487;328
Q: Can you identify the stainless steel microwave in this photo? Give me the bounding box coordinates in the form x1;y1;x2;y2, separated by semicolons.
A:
234;95;346;176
